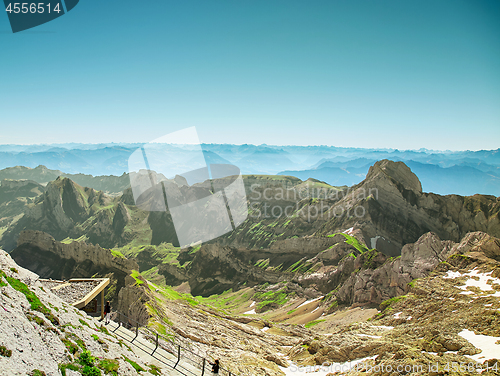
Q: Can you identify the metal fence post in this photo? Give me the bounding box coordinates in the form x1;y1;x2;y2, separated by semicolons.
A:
151;332;159;355
132;322;139;342
107;311;241;376
113;313;122;332
174;345;181;368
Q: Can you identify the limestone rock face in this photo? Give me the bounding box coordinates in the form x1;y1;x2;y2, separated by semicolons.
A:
13;230;137;276
0;177;123;251
365;159;423;193
317;160;500;256
10;230;138;305
185;236;343;296
0;250;155;376
116;276;150;325
335;231;500;307
112;202;131;234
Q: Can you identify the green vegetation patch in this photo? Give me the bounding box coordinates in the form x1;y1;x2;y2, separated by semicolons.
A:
123;355;145;372
110;249;126;259
254;259;270;268
0;345;12;357
131;270;144;285
148;364;161;375
59;363;80;376
328;300;338;311
61;336;79;355
79;351;102;376
305;319;325;328
97;358;119;375
25;312;47;327
91;334;105;345
79;318;91;328
0;270;59;325
98;325;111;336
154;285;199;307
197;288;253;313
380;295;407;310
328;233;372;254
29;370;46;376
253;288;293;310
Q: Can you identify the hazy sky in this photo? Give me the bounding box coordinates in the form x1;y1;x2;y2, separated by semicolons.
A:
1;0;499;150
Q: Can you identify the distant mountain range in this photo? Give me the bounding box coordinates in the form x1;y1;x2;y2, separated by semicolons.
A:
279;158;500;196
0;143;498;195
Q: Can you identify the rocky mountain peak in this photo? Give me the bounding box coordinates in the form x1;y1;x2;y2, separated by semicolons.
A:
365;159;422;193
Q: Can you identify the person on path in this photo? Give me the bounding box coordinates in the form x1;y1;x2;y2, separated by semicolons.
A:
104;301;111;324
209;359;219;374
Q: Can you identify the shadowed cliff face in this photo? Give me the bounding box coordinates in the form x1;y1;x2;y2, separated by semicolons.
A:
10;230;138;305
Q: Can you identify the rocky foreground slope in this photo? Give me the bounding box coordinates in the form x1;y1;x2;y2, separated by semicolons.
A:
81;232;500;376
286;231;500;375
0;250;157;376
2;231;500;375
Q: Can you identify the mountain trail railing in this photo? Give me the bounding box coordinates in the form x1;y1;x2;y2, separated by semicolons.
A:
109;311;243;376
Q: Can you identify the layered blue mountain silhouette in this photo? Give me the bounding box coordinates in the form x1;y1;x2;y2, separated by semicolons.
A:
0;143;498;196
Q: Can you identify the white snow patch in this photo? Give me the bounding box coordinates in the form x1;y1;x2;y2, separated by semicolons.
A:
458;329;500;363
459;269;498;292
343;227;354;235
261;327;270;332
244;308;256;315
393;312;403;319
407;316;413;320
297;296;323;309
250;301;256;307
460;291;474;295
445;268;500;295
443;271;462;279
485;304;493;307
278;356;377;376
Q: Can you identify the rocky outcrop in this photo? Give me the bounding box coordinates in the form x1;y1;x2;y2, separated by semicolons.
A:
13;230;137;275
316;160;500;256
116;276;150;325
288;234;500;373
335;231;499;307
184;236;346;296
112;202;131;234
0;177;140;250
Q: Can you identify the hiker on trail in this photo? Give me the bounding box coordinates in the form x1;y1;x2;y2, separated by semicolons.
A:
104;301;111;324
209;359;219;374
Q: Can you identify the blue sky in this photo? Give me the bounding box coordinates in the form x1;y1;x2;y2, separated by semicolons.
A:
0;0;499;150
